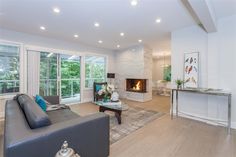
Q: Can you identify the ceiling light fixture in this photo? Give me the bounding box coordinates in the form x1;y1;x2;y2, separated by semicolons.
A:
98;40;103;44
53;7;60;13
40;26;46;30
138;39;142;43
117;45;120;48
131;0;138;6
94;22;100;27
156;18;161;23
120;32;125;36
74;34;79;38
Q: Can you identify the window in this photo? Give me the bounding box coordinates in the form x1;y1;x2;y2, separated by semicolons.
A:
85;56;106;88
0;44;20;94
60;54;81;100
39;52;58;96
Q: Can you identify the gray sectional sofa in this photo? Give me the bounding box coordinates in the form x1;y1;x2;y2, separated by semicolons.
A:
4;94;110;157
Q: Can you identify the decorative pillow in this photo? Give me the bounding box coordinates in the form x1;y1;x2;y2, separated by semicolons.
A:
95;84;102;92
35;95;47;112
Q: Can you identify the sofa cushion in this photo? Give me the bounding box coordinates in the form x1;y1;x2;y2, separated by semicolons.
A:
47;109;79;124
35;95;47;112
17;94;51;129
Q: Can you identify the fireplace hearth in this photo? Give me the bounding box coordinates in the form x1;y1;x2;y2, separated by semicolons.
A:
126;79;147;93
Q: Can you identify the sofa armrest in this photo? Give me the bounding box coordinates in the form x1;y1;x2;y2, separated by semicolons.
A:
5;113;110;157
43;95;60;105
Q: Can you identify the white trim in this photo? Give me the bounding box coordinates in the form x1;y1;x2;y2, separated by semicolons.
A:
172;110;236;129
25;44;109;58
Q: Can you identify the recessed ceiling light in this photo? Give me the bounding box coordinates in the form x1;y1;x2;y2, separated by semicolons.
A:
138;39;142;43
74;34;79;38
120;32;125;36
98;40;103;44
94;22;100;27
131;0;138;6
156;18;161;23
53;7;60;13
40;26;46;30
117;45;120;48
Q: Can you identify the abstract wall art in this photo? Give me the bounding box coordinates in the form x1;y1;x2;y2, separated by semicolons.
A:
184;52;199;88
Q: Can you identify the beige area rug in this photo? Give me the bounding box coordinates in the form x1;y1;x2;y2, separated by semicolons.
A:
108;106;164;144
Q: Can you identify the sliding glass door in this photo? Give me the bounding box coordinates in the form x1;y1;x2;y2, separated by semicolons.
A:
39;52;58;96
60;55;81;104
39;52;81;104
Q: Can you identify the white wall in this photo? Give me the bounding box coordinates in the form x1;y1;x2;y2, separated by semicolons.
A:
0;28;115;118
171;15;236;128
152;56;171;84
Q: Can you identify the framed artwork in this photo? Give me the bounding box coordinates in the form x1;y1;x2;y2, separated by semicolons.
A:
184;52;199;88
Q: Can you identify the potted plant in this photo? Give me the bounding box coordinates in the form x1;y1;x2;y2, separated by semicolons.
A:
175;79;184;89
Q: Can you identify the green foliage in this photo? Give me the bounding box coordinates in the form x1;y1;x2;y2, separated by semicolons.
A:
0;45;20;94
175;79;184;85
163;65;171;81
40;53;81;97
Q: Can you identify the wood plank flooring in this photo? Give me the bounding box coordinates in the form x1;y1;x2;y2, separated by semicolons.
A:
0;95;235;157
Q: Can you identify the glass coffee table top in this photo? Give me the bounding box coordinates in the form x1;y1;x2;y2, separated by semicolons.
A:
95;100;129;111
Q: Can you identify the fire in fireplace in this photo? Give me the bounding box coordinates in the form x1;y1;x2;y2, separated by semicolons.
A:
126;79;147;93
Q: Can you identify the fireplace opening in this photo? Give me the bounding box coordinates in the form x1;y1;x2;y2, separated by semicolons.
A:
126;79;147;93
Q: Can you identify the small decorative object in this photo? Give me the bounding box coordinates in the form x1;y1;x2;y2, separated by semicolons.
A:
55;141;80;157
175;79;184;89
184;52;199;88
98;84;115;102
111;92;119;102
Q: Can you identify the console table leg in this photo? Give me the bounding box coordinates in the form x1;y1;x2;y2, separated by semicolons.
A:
176;90;179;117
171;89;174;119
228;94;231;135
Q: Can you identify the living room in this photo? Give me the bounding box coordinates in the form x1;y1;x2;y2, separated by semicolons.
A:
0;0;236;157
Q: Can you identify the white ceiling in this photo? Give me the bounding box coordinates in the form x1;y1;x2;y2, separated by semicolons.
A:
0;0;235;53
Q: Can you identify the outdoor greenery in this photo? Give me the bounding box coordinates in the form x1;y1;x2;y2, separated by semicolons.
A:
163;65;171;81
40;53;81;99
39;52;57;96
0;46;106;101
61;56;81;98
85;56;106;88
0;45;20;94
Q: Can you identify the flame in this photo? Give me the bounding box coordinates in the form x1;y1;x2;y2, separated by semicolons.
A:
133;81;141;90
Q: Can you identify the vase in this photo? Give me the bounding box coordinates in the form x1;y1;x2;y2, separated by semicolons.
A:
177;84;182;89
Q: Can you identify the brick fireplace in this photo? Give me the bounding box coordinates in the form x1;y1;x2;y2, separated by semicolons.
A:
126;79;147;93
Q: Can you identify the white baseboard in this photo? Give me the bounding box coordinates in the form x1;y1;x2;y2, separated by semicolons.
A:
231;122;236;129
172;110;236;129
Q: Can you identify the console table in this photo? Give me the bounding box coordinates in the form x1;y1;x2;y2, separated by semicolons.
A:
171;88;232;134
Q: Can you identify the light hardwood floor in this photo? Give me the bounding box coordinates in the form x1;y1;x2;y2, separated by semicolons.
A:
72;95;236;157
1;95;235;157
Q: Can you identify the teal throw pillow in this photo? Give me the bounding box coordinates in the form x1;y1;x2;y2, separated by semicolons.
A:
95;85;102;92
35;95;47;112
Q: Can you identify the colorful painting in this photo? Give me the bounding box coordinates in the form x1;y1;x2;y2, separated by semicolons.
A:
163;65;171;82
184;52;199;88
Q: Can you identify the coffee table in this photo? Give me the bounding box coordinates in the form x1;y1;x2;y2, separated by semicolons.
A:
95;101;129;124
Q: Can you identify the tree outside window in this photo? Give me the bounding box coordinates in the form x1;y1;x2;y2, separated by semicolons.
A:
85;56;106;88
0;44;20;94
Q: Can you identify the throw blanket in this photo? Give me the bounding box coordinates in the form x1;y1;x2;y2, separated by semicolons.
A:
46;104;70;112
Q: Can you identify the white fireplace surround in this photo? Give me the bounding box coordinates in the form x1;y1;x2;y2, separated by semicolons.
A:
115;45;152;102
